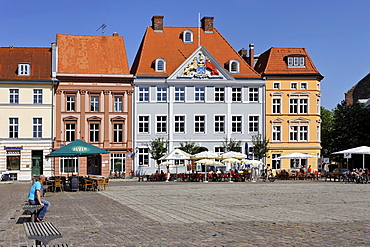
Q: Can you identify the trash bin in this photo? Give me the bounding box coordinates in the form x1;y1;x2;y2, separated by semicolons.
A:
70;176;79;192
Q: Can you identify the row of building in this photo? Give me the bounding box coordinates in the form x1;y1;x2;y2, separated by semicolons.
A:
0;16;323;180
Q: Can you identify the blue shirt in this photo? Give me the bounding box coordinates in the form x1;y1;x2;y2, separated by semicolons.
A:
28;181;42;200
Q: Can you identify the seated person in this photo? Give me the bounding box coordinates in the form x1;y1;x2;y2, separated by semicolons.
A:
28;175;51;222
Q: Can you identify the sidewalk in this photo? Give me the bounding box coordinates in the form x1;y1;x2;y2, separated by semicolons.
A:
1;180;370;246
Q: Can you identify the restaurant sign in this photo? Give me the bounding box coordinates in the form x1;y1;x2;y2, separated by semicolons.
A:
72;146;88;152
4;146;23;150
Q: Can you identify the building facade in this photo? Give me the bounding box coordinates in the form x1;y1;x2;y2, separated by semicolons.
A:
254;48;323;171
0;47;54;180
131;16;265;174
52;33;134;177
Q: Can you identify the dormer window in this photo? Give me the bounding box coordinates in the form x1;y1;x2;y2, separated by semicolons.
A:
155;58;166;72
287;55;306;68
229;60;240;73
18;63;30;76
183;30;193;43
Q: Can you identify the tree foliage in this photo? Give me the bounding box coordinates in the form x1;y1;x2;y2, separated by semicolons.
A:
147;137;168;165
251;133;269;160
320;106;335;156
221;138;242;152
179;141;200;155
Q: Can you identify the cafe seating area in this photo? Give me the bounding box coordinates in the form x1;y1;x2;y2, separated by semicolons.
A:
43;175;109;192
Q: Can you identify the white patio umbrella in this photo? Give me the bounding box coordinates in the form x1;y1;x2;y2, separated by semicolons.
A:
332;146;370;169
279;152;315;159
191;151;219;159
220;151;247;160
195;159;222;165
242;159;263;165
221;158;241;163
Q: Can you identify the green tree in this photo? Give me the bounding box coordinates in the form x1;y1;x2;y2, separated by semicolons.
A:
147;137;168;172
221;138;242;152
320;106;335;156
179;141;200;155
251;133;269;160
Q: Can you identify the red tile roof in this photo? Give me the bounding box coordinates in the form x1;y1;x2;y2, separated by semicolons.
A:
131;26;260;78
57;34;130;75
254;47;322;77
0;47;51;80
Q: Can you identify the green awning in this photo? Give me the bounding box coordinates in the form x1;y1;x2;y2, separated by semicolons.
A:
46;139;110;157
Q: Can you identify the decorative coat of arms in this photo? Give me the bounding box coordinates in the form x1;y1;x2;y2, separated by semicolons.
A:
181;51;219;78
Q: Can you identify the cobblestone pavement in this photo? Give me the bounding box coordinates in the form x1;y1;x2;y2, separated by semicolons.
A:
1;179;370;246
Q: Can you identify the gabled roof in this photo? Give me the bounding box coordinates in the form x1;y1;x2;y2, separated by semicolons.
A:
56;34;130;75
0;47;51;80
254;47;323;78
131;26;260;78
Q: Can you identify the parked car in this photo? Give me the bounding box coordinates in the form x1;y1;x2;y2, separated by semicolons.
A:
1;174;10;181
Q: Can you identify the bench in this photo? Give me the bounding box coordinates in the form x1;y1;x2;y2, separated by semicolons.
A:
23;203;43;222
24;222;63;245
28;244;69;247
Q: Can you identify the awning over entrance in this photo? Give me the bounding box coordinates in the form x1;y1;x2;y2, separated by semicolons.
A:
46;139;110;157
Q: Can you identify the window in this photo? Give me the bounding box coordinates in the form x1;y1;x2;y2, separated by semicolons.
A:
290;98;308;114
183;30;193;43
215;87;224;102
156;116;167;133
195;87;205;102
138;148;149;166
90;96;99;112
301;82;307;90
231;116;242;133
214;147;225;154
155;58;166;72
229;60;239;73
194;115;205;133
157;87;167;102
66;95;75;112
175;87;185;102
9;118;18;138
291;82;298;90
272;125;281;141
174;115;185;133
9;89;19;104
18;63;30;76
273;82;280;89
214;115;225;133
90;123;100;142
113;124;123;143
138;116;149;133
110;153;126;173
66;123;76;142
138;87;149;102
249;88;259;102
289;125;308;141
249;116;259;132
33;118;42;138
232;88;242;102
7;152;20;170
60;157;78;174
271;153;281;170
272;98;281;114
33;89;42;104
114;96;122;112
287;56;305;67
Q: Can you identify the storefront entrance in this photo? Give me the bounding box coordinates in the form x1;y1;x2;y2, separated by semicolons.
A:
87;155;101;175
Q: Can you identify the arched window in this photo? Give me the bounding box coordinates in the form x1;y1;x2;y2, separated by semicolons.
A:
229;60;239;73
183;30;193;43
155;58;166;72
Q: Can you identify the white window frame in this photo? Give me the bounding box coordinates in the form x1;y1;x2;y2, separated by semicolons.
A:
272;125;281;142
183;30;193;43
215;87;225;102
66;95;75;112
9;89;19;104
155;58;166;72
138;148;149;166
59;157;78;174
194;115;205;134
271;153;281;170
65;123;76;142
248;88;259;102
114;96;122;112
9;118;19;138
18;63;30;76
156;115;167;134
138;87;149;102
195;87;205;102
157;87;167;102
174;87;185;102
231;115;242;133
248;115;259;133
33;118;42;138
138;115;150;134
89;123;100;143
214;115;225;133
90;95;99;112
174;115;185;133
33;89;43;104
272;97;281;114
289;123;309;142
232;88;242;102
291;82;298;90
113;123;123;143
273;82;280;90
229;59;240;73
300;82;307;90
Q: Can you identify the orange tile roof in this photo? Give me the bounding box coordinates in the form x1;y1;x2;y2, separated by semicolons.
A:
131;27;260;78
57;34;130;75
254;47;322;77
0;47;51;80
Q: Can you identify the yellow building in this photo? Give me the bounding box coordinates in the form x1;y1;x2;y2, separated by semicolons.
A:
255;48;324;172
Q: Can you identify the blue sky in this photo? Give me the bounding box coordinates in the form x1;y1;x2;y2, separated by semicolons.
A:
2;0;369;110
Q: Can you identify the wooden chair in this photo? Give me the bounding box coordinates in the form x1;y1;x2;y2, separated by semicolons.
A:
102;178;109;190
53;179;63;192
82;178;94;191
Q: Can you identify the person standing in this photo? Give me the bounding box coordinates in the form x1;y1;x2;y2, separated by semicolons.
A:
28;175;51;222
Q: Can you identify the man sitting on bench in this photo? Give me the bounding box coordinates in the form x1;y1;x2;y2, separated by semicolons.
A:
28;175;51;222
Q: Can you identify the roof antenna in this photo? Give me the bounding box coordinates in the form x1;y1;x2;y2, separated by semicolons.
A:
198;12;201;47
96;24;106;35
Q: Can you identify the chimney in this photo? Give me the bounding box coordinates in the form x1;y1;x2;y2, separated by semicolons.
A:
152;16;164;32
248;44;255;68
112;32;119;36
201;17;214;33
238;48;247;58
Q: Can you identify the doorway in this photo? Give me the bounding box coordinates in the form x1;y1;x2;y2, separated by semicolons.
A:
32;150;43;176
87;155;101;175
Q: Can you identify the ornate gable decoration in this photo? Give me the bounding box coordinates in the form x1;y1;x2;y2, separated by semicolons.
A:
169;46;233;80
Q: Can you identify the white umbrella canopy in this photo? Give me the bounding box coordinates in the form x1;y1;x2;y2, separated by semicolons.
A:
220;151;247;160
195;159;222;165
221;158;241;163
279;152;315;159
242;159;263;165
161;148;191;160
191;151;220;159
333;146;370;169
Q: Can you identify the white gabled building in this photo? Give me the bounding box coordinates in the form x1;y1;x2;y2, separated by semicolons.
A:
131;16;265;174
